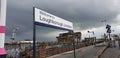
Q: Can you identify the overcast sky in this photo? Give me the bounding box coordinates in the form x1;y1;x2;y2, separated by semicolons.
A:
5;0;120;43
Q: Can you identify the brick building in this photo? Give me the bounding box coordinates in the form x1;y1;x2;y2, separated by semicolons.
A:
56;32;81;44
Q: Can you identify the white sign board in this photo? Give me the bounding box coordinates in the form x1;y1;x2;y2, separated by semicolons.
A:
34;8;73;31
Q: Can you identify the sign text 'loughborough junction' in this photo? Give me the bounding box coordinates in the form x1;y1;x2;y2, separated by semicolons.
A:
34;8;73;31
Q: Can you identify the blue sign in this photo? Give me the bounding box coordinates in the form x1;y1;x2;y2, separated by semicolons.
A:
106;24;111;29
106;24;111;33
107;29;111;33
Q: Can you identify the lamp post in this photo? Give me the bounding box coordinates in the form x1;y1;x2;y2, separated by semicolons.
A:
10;27;19;44
9;27;19;58
87;31;96;46
101;20;107;44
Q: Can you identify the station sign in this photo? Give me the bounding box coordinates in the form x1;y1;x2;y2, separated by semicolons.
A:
34;8;73;31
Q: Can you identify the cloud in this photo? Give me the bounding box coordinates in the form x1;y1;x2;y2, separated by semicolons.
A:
5;0;120;42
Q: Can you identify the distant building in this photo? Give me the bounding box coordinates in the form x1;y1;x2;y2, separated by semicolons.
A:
56;32;81;44
18;40;34;50
84;37;96;45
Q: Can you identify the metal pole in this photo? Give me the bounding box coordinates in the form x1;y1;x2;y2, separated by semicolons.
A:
108;33;110;39
108;33;111;47
101;20;107;43
70;31;76;58
33;7;36;58
92;31;96;46
73;39;76;58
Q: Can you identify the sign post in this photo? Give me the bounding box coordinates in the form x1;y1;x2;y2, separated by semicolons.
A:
106;24;111;47
0;0;7;57
33;7;36;58
33;7;74;58
71;31;76;58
